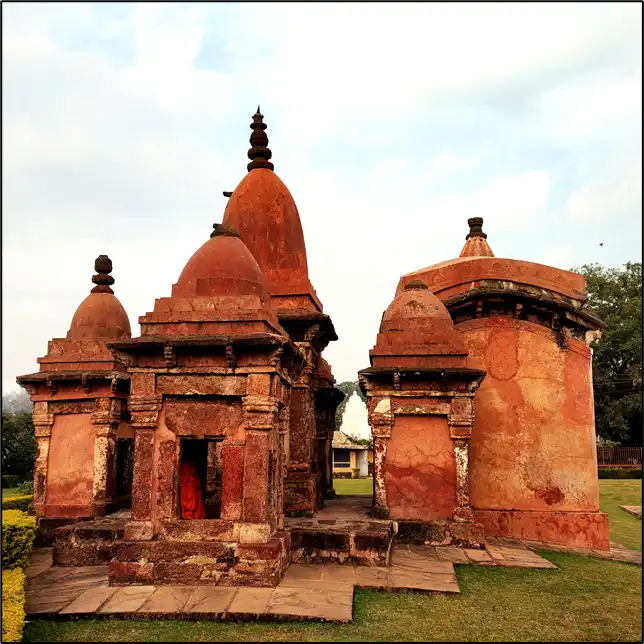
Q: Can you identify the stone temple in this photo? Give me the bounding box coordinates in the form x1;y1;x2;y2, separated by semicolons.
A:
17;108;609;589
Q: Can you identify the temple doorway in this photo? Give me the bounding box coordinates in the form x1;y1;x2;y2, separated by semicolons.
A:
114;438;134;510
179;438;223;520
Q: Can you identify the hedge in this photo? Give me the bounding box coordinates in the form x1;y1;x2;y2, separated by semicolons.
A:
1;510;36;570
1;496;32;513
1;475;21;488
598;468;643;479
2;568;26;643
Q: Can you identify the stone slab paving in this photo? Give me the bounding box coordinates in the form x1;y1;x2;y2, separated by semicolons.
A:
518;537;642;565
620;505;642;519
37;536;644;623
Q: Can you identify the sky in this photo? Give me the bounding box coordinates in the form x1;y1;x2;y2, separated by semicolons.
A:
3;2;642;393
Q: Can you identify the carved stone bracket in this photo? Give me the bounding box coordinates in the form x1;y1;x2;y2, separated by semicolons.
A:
226;344;237;368
163;344;177;368
243;395;279;431
128;395;163;429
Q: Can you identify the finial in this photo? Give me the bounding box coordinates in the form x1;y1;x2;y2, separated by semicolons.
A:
90;255;115;294
212;223;240;239
466;217;487;240
223;191;232;198
247;106;274;172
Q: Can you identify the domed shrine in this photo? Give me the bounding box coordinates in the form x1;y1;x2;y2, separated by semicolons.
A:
17;111;610;595
17;256;133;542
361;217;608;550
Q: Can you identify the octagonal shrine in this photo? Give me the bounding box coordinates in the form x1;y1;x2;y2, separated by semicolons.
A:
17;110;609;591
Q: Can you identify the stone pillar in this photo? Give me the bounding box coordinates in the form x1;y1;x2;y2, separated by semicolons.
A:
452;439;474;522
125;393;162;541
90;398;121;517
449;397;475;523
31;403;54;518
242;395;280;531
368;397;393;519
220;443;244;521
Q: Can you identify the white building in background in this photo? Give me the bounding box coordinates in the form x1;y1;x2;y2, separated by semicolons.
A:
339;391;371;441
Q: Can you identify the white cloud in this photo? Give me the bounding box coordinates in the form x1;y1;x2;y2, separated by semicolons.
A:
2;2;641;392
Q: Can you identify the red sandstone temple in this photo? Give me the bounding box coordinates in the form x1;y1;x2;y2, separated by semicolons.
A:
17;109;609;587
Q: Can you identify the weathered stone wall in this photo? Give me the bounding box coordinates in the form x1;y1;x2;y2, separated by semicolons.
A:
462;317;600;513
45;413;95;517
386;415;456;521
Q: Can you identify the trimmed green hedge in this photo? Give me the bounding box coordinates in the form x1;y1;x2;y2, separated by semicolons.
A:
1;510;36;570
1;475;21;488
598;468;642;479
1;496;32;512
2;568;26;643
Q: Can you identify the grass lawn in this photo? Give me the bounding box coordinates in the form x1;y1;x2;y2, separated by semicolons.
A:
599;479;642;551
21;480;643;642
333;477;373;495
2;487;20;500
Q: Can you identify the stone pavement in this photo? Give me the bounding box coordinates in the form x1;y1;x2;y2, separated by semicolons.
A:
619;505;642;519
517;537;642;565
24;541;564;623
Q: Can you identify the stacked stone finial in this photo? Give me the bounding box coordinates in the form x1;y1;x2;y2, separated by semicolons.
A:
90;255;115;294
466;217;487;240
247;106;274;172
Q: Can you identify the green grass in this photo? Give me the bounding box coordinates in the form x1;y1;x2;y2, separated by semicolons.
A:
2;488;20;500
21;481;643;642
333;477;373;495
599;479;642;551
23;554;641;642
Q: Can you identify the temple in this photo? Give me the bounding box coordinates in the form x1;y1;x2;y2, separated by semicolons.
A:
17;111;609;590
362;217;608;549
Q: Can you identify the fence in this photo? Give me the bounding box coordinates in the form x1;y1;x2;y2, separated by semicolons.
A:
596;446;642;468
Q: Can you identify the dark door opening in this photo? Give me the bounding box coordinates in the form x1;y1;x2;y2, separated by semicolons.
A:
179;438;222;519
114;439;134;510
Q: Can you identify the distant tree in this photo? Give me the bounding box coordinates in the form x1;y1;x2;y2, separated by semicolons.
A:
2;390;33;414
1;409;36;482
574;262;642;446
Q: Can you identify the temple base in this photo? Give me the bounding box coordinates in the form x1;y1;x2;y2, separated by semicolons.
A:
53;513;127;566
474;509;611;551
36;517;93;547
109;532;291;587
395;519;485;549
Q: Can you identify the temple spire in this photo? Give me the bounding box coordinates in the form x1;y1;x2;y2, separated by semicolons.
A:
90;255;115;294
459;218;495;258
247;106;274;172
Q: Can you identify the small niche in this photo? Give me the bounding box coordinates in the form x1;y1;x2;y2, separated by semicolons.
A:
179;438;222;520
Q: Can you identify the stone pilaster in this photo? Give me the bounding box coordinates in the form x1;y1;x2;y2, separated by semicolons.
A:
368;396;393;519
32;403;54;518
449;397;475;523
90;398;122;516
242;395;280;527
125;394;162;541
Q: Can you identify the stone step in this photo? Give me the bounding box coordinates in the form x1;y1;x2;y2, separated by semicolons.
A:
286;519;394;566
53;515;128;566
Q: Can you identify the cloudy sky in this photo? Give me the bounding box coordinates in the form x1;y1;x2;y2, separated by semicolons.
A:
3;2;642;393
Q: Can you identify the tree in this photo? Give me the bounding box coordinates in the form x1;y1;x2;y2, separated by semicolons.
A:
1;410;36;482
574;262;642;446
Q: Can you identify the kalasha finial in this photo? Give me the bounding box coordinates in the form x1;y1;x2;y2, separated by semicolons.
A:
90;255;115;294
466;217;487;240
247;106;274;172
